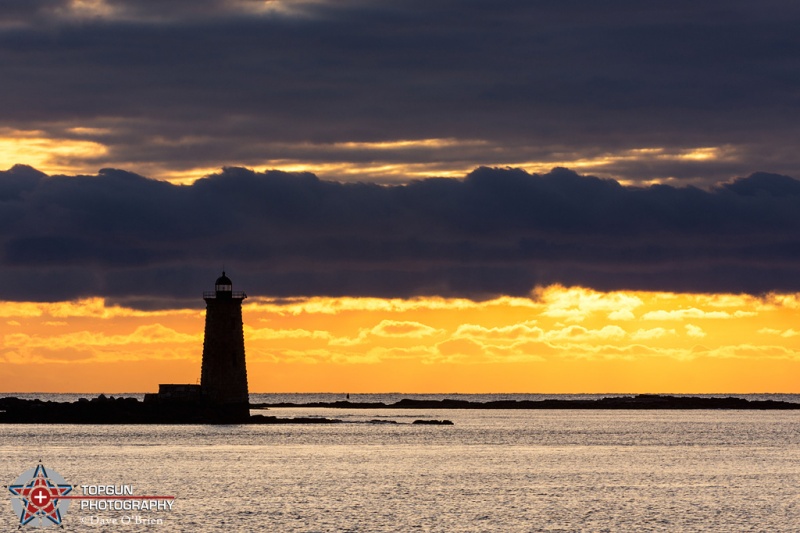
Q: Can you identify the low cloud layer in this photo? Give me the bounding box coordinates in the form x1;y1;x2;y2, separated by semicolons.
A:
3;165;800;306
1;1;800;184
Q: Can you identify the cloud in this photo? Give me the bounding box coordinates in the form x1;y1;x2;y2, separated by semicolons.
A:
631;328;675;340
758;327;800;338
434;337;547;364
642;309;734;321
538;286;643;323
245;325;333;341
246;295;539;315
0;298;196;318
367;320;443;338
549;343;677;361
544;325;628;342
702;344;800;360
453;321;543;342
366;345;441;363
685;324;707;338
642;308;758;321
4;165;800;304
3;324;199;349
325;319;445;347
1;2;800;183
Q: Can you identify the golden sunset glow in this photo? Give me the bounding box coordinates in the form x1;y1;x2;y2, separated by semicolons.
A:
220;143;737;185
0;129;735;185
0;129;107;176
3;286;799;394
125;140;731;185
514;146;734;183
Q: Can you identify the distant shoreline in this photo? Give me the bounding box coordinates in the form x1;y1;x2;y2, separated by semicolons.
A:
254;394;800;410
5;392;799;399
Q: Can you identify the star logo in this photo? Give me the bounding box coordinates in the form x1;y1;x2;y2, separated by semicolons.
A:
8;463;73;528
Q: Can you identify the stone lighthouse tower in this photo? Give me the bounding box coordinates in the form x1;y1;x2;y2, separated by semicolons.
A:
200;271;250;420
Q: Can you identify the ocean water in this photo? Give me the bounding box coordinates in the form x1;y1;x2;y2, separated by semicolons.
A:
2;403;800;532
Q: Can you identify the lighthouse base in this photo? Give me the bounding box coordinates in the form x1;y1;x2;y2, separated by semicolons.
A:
144;383;250;423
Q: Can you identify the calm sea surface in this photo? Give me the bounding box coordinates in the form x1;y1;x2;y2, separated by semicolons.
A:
2;394;800;532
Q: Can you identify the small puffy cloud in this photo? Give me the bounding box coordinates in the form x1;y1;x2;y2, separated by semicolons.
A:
366;345;439;362
704;344;800;360
434;337;547;364
453;321;543;342
544;325;627;342
758;327;800;338
1;347;95;364
327;319;445;347
642;308;733;321
368;320;444;338
695;294;758;309
631;328;675;340
436;338;486;360
764;294;800;309
553;343;679;361
685;324;706;338
539;287;644;323
0;302;44;318
608;309;636;321
245;325;332;341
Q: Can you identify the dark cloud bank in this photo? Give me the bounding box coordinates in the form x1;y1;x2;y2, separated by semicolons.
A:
2;165;800;307
2;1;800;184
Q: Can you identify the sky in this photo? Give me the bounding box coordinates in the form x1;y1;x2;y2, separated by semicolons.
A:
2;0;800;393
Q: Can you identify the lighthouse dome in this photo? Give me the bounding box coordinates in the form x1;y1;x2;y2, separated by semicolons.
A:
215;272;232;287
214;271;233;297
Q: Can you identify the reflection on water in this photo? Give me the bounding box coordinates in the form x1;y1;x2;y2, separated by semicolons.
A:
2;410;800;531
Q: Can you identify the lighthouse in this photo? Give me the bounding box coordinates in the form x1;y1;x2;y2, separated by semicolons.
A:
199;271;250;420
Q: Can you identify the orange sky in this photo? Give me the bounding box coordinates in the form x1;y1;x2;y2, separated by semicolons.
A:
2;285;799;393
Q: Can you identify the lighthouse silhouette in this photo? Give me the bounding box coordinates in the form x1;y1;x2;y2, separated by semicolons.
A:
200;271;250;420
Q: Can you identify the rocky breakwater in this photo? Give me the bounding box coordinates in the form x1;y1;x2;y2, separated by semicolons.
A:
0;395;343;424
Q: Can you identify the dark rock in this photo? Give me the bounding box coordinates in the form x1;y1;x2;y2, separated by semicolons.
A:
249;414;342;424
